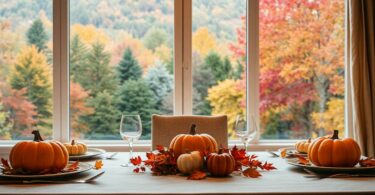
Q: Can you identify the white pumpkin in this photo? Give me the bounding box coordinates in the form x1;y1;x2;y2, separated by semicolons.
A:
177;151;203;174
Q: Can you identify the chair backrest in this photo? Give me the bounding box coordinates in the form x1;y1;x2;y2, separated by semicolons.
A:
151;114;228;150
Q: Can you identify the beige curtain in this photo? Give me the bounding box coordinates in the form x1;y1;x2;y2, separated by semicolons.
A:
347;0;375;157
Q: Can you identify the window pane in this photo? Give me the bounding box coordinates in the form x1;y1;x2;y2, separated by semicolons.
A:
192;0;246;139
0;0;53;140
259;0;345;139
69;0;174;140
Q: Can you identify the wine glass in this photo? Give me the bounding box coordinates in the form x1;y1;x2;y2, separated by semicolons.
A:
234;115;257;152
119;114;142;167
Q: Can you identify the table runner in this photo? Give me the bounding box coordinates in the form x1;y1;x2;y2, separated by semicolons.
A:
0;152;374;195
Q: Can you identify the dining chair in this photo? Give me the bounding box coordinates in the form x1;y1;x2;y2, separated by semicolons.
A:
151;114;228;150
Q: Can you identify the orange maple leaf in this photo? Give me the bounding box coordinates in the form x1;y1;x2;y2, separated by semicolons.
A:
243;167;261;178
130;156;142;166
359;157;375;167
94;160;103;170
295;154;309;165
280;148;287;158
1;158;10;170
188;170;207;180
67;161;79;171
261;162;277;171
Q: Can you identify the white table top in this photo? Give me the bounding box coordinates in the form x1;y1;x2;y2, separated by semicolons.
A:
0;152;374;195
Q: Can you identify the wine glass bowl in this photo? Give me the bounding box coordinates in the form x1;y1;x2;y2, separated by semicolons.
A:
119;114;142;167
234;115;257;152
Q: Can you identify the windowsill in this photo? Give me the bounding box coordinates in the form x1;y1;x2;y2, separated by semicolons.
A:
0;140;295;154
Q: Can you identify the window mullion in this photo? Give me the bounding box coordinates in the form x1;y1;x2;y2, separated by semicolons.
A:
247;0;260;143
174;0;183;115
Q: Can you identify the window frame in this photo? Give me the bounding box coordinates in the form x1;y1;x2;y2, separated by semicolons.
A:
0;0;349;152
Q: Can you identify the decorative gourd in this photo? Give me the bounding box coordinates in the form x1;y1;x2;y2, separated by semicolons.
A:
9;130;69;173
177;151;203;174
169;124;218;157
308;130;361;167
295;138;311;153
64;140;88;155
207;149;235;177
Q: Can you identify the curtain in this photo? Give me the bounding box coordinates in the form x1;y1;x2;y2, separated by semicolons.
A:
347;0;375;157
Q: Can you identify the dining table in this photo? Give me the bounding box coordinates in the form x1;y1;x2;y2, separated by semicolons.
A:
0;152;374;195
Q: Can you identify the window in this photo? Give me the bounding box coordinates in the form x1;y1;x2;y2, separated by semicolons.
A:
0;0;53;140
69;0;174;140
0;0;346;145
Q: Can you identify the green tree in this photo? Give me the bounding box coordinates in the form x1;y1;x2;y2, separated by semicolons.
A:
70;34;88;84
85;91;119;138
0;103;12;139
117;47;142;84
203;52;231;82
145;62;173;113
117;80;156;139
27;19;48;52
232;60;243;80
143;28;167;51
193;63;215;115
9;46;52;131
81;42;117;97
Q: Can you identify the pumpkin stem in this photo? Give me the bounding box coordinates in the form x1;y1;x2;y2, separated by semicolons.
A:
218;148;223;154
307;138;311;143
32;129;44;142
71;139;75;145
331;130;339;140
189;124;197;135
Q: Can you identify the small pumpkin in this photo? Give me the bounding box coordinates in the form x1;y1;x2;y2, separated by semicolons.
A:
308;130;361;167
9;130;69;173
170;124;218;157
177;151;203;174
295;138;311;153
64;140;88;155
207;149;235;177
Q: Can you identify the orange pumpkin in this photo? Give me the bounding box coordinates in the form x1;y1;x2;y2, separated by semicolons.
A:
207;149;235;177
170;124;218;157
9;130;69;173
308;130;361;167
295;138;311;153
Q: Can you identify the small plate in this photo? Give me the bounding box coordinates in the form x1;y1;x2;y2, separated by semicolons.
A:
286;158;375;173
0;162;92;179
279;147;308;157
69;148;106;160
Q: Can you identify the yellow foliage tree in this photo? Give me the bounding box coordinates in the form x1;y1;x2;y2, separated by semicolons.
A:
311;98;344;137
71;24;109;46
207;79;245;137
192;27;217;57
154;44;171;65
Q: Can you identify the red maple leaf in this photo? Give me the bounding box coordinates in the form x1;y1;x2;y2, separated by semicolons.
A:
130;156;142;166
156;145;165;152
1;158;10;170
261;162;277;171
188;170;207;180
359;157;375;167
243;167;261;178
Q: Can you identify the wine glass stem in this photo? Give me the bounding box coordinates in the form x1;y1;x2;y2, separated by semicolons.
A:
128;141;133;163
244;142;248;153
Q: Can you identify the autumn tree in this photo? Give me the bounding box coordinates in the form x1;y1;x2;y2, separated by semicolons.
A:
228;0;345;138
143;28;168;51
27;19;48;52
192;27;217;57
0;103;12;139
9;46;52;131
70;82;94;137
117;47;142;84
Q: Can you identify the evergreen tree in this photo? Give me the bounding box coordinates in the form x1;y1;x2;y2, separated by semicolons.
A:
117;80;156;139
70;35;88;84
9;46;52;129
232;60;244;80
193;63;215;115
223;56;232;78
81;42;117;97
117;47;142;84
85;91;120;138
145;62;173;113
27;19;48;52
203;52;231;82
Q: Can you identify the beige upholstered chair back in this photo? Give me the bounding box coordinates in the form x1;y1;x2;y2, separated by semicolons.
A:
151;115;228;150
